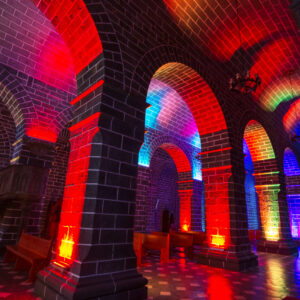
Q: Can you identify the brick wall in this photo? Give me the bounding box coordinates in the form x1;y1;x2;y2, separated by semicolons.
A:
0;102;15;168
0;0;76;94
147;148;180;232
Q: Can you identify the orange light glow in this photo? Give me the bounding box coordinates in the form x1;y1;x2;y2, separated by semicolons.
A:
265;226;280;242
182;223;189;232
59;233;74;261
211;234;225;248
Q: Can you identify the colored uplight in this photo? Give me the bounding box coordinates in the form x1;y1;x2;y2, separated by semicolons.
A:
27;127;57;143
265;226;280;242
55;112;100;266
178;189;192;235
211;234;225;248
182;223;189;232
59;227;74;261
256;186;280;242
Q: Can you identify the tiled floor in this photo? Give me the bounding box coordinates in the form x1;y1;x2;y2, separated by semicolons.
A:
140;249;300;300
0;259;39;299
0;250;300;299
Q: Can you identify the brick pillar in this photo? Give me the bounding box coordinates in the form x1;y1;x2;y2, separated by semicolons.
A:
10;135;54;236
177;172;193;232
0;199;23;247
286;174;300;237
134;165;150;232
192;179;204;232
35;74;147;299
197;131;258;271
254;160;297;254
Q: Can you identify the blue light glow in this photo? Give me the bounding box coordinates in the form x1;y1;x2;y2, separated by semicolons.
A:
284;148;300;238
244;140;259;230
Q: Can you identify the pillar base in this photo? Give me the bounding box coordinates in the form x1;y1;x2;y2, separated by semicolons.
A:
196;246;258;271
257;238;298;255
35;263;148;300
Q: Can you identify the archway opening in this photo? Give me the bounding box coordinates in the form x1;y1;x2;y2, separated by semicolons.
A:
283;148;300;238
137;62;230;250
243;120;280;242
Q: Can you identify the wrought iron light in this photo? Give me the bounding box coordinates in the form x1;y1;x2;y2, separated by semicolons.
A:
229;0;261;94
229;71;261;94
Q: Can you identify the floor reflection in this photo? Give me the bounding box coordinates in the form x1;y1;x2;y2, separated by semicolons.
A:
140;248;300;300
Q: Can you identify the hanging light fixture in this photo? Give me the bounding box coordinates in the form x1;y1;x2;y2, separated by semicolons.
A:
287;70;300;143
229;0;261;94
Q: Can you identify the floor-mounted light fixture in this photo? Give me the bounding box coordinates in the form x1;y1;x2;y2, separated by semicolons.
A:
229;0;261;94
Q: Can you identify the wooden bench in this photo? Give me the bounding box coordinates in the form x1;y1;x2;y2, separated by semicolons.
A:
184;231;206;246
4;231;52;281
169;231;194;259
133;232;144;267
143;233;169;264
134;232;169;265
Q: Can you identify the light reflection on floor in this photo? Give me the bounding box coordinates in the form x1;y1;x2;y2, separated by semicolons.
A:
1;249;300;299
140;248;300;300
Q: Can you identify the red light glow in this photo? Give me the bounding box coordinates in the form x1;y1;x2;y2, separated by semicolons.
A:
182;223;189;232
27;127;57;143
70;80;104;105
178;189;192;234
154;63;227;136
31;0;103;74
55;112;100;266
202;167;231;249
160;143;191;173
59;227;74;261
211;234;225;248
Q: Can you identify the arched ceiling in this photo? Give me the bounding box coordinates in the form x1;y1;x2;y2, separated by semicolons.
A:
163;0;300;111
0;0;77;94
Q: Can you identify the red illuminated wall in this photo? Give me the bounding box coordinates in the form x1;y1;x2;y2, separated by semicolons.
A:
31;0;103;74
159;144;193;232
55;113;100;266
153;63;227;136
202;165;231;248
153;63;231;249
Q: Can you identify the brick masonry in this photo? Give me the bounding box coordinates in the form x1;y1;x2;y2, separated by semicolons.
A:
0;0;298;299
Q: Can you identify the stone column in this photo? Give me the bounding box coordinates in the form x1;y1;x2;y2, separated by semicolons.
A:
35;68;147;298
177;171;193;232
134;165;150;232
254;161;297;254
197;131;258;271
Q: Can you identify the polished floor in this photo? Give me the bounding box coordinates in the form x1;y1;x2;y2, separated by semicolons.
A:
139;248;300;300
0;249;300;299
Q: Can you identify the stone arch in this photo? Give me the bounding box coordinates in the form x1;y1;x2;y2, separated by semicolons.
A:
243;119;281;243
0;102;16;168
0;68;34;135
136;137;196;233
143;58;231;248
31;0;103;75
